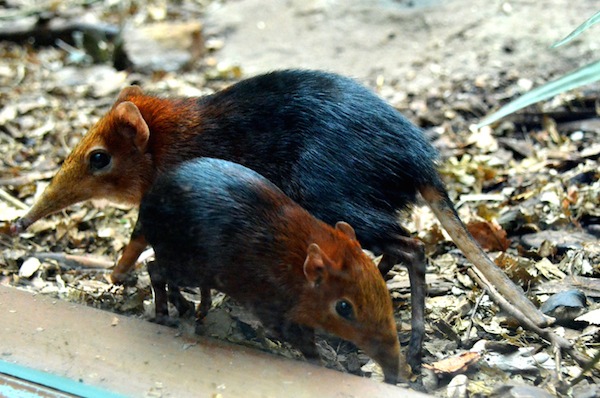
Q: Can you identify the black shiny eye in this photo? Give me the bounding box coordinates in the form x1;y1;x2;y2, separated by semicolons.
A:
335;299;354;320
89;150;111;172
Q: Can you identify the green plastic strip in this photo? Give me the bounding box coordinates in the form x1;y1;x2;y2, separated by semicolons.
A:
551;10;600;48
476;59;600;128
0;360;126;398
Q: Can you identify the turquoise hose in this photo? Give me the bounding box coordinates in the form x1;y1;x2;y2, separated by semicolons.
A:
0;360;126;398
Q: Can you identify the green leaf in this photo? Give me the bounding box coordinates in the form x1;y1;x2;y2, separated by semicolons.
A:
476;60;600;128
551;10;600;48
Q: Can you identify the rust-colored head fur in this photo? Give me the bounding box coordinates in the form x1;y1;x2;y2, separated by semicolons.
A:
294;222;407;383
12;87;161;233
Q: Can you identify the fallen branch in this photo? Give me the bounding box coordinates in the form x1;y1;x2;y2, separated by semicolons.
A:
467;267;591;369
0;17;119;47
423;185;551;328
0;0;104;20
0;188;28;210
31;252;114;270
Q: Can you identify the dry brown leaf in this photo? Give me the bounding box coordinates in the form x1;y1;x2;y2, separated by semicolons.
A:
494;252;540;287
466;220;511;251
423;351;481;374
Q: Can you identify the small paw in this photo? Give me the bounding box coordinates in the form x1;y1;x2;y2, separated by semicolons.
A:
109;271;138;286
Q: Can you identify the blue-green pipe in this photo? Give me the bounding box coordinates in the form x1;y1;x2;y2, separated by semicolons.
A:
0;360;126;398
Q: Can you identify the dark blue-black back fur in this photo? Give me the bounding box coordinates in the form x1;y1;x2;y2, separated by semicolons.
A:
141;158;299;288
185;70;443;251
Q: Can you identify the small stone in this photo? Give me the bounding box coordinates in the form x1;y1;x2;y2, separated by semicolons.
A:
447;374;468;398
18;257;41;278
122;22;204;73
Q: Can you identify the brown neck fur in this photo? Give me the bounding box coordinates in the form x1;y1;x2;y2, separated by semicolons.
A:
128;95;204;172
274;203;347;278
273;203;360;305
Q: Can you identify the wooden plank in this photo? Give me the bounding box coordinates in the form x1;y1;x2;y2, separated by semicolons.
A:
0;285;428;397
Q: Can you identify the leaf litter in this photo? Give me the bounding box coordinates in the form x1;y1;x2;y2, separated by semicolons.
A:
0;0;599;396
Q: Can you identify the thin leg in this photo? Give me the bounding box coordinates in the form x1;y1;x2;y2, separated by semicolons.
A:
111;218;147;284
197;286;212;320
379;236;426;372
167;285;195;317
194;285;212;334
283;323;319;360
147;260;175;326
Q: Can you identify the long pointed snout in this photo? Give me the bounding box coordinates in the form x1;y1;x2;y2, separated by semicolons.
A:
11;185;74;235
378;348;401;384
365;337;411;385
10;215;33;235
10;165;90;235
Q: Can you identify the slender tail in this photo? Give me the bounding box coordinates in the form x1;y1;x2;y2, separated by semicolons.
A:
419;184;551;328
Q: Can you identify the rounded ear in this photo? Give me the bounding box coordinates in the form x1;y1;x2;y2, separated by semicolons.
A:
116;85;144;103
303;243;325;286
114;101;150;152
335;221;356;241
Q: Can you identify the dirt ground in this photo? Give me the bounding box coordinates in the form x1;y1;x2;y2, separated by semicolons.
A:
203;0;597;92
1;0;599;397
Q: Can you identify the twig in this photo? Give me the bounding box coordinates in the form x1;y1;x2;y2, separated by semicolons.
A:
570;349;600;388
0;19;119;46
464;291;485;345
0;188;29;210
554;343;563;383
467;268;590;368
31;252;114;269
0;0;104;20
0;5;52;20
